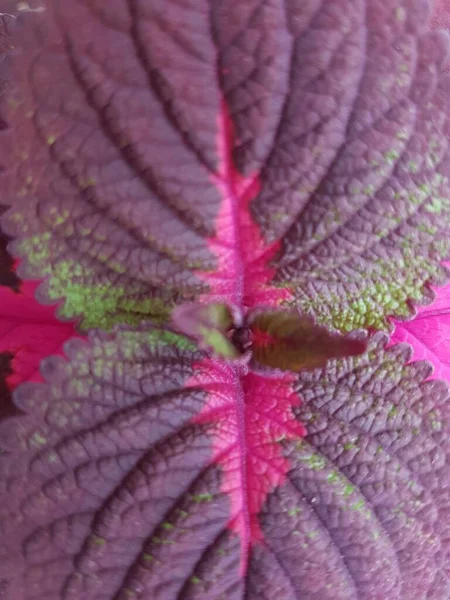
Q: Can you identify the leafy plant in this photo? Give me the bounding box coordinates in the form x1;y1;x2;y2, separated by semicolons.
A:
1;1;450;599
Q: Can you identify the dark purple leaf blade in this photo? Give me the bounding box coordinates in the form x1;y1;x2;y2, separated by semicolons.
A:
1;1;450;599
1;1;450;332
0;330;449;599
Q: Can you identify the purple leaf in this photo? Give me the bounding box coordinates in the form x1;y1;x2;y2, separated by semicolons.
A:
1;2;450;599
0;330;449;599
1;1;450;331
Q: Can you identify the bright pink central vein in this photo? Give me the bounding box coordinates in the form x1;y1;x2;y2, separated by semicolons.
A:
189;100;306;575
219;105;246;308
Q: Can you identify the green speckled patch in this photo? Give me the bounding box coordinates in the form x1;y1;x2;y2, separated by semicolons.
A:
142;553;154;562
17;230;173;329
395;6;406;21
29;432;47;447
83;331;196;381
190;493;213;503
272;149;450;332
300;453;327;470
90;535;106;546
51;280;170;330
350;499;366;512
120;329;197;357
11;209;204;330
287;506;302;516
283;224;450;333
